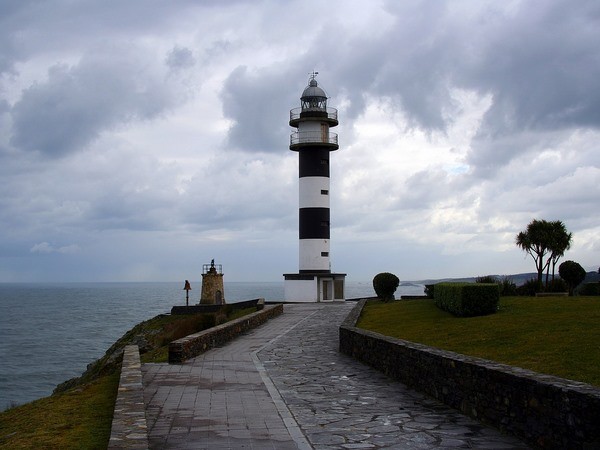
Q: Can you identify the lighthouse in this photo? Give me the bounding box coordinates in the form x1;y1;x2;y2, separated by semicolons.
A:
283;73;346;302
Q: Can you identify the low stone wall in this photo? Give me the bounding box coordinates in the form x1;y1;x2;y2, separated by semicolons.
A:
108;345;149;450
171;298;263;315
339;300;600;450
169;304;283;363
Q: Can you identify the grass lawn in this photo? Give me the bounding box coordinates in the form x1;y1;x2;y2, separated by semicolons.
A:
357;296;600;387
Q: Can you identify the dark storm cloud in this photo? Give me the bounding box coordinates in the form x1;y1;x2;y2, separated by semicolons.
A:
166;46;196;70
221;0;600;164
398;1;598;134
0;0;35;74
461;0;600;173
10;51;177;157
290;0;600;175
221;66;298;153
473;1;600;129
0;0;209;76
339;1;459;130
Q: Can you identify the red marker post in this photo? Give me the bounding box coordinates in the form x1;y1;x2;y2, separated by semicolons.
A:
183;280;192;306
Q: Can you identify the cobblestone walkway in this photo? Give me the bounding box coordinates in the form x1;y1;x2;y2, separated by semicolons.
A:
259;303;528;450
142;303;529;449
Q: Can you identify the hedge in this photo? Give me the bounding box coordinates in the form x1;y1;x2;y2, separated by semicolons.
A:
434;282;499;317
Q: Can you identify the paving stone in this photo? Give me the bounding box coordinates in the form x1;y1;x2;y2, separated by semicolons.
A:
257;304;529;449
141;303;529;449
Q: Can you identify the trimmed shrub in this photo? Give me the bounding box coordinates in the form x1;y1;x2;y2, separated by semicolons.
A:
434;282;499;317
559;260;587;296
373;272;400;302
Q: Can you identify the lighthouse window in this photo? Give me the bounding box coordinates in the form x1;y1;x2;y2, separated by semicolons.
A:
321;189;329;195
321;252;329;257
320;159;328;165
321;221;329;227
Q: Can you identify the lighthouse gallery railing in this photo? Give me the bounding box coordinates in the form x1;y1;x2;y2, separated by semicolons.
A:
289;107;338;121
290;131;338;146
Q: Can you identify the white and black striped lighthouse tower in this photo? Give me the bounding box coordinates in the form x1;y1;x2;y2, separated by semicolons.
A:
284;73;346;302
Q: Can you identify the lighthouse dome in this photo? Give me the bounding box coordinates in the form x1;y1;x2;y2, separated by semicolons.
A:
301;79;327;100
301;78;328;111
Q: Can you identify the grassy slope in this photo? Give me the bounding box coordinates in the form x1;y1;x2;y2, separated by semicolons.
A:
0;372;119;449
0;307;256;448
357;296;600;386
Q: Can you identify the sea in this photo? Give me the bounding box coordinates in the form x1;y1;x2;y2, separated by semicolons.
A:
0;281;424;410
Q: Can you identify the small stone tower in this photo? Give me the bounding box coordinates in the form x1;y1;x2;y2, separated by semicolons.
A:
200;259;225;305
283;73;346;302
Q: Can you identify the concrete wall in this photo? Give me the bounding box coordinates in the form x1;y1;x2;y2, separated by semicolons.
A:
169;304;283;363
284;278;318;302
339;300;600;450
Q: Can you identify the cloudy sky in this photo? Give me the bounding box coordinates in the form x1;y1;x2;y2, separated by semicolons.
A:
0;0;598;283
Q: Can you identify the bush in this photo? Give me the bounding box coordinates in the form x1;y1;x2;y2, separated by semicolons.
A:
424;284;435;299
559;260;587;296
373;272;400;302
516;278;541;296
546;278;568;293
577;282;600;296
498;276;517;296
476;275;497;284
434;282;499;317
476;275;517;296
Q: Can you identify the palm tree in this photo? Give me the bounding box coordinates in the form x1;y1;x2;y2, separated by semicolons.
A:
546;220;572;285
515;219;553;288
516;219;573;290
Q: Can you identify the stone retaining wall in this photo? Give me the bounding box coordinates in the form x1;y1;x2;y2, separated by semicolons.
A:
339;299;600;450
171;298;263;315
169;304;283;363
108;345;149;450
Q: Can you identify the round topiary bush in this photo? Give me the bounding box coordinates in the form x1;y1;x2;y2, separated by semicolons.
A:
373;272;400;302
559;260;587;296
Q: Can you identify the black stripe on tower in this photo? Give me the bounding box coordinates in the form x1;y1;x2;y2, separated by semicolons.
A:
299;208;330;239
299;147;330;178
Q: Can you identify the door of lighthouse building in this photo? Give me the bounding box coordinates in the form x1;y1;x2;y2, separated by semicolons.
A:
320;278;334;301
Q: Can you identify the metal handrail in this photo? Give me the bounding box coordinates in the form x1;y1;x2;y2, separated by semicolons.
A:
290;131;338;146
290;107;338;121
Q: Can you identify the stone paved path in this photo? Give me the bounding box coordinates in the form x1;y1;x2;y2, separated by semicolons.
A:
142;303;529;449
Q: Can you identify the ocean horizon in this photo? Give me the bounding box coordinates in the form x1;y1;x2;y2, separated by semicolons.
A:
0;281;425;409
